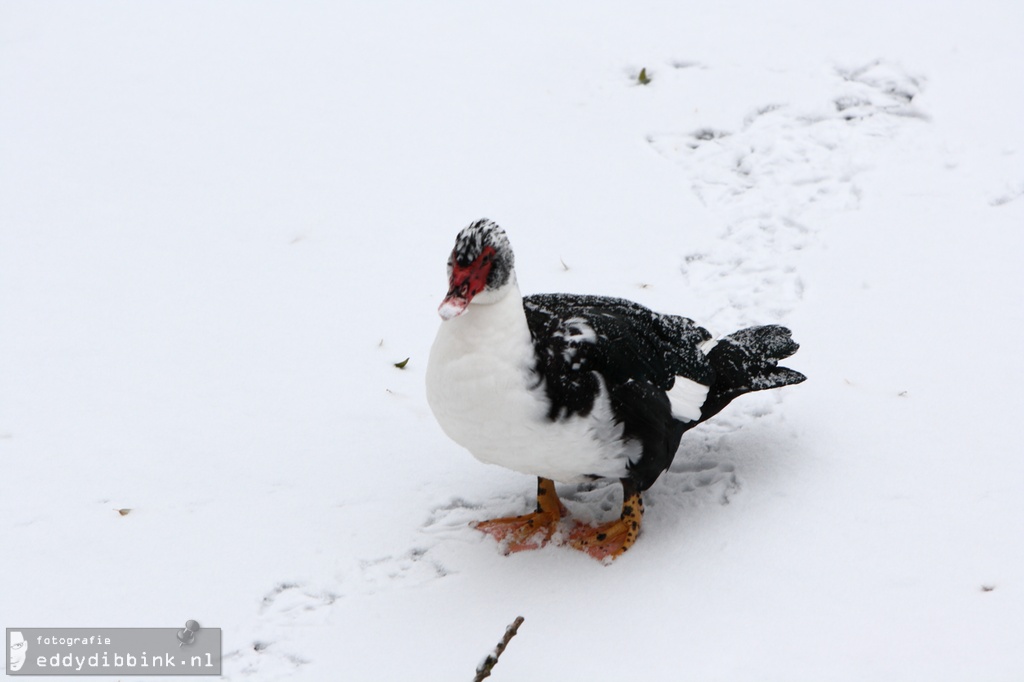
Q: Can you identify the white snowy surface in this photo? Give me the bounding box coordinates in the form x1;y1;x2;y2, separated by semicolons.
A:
2;1;1023;679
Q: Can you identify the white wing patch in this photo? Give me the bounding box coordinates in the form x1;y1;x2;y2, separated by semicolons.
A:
667;376;709;422
699;338;719;354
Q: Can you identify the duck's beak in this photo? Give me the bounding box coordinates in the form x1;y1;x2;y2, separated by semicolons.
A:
438;269;473;319
438;291;469;320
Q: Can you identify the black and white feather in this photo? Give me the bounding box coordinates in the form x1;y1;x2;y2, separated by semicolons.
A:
426;220;805;491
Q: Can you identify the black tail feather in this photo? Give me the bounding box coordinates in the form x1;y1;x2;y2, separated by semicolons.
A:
699;325;806;421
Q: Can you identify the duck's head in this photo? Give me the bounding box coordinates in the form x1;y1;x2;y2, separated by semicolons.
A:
438;218;516;320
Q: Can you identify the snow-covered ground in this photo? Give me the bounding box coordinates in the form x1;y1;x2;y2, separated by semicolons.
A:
2;1;1022;679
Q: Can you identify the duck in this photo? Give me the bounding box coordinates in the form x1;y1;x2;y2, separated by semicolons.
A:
425;219;805;561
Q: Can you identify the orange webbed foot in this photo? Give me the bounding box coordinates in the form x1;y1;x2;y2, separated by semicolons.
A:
473;477;566;553
473;511;561;553
567;481;643;562
567;518;638;561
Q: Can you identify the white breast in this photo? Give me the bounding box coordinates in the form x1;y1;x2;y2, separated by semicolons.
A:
425;283;638;484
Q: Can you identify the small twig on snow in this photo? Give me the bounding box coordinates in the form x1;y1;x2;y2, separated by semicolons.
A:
473;615;525;682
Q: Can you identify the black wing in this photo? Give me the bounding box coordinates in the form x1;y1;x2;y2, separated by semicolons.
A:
523;293;713;422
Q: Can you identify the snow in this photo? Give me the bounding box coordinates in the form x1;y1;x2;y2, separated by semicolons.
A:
1;1;1022;680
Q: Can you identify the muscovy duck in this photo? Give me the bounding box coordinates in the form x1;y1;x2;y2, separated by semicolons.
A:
425;219;805;560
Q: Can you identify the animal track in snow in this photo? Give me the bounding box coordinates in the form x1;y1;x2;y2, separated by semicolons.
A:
649;59;928;330
350;547;450;589
220;582;339;678
224;643;309;680
987;181;1024;207
222;545;451;678
258;581;339;618
663;458;740;505
422;496;486;530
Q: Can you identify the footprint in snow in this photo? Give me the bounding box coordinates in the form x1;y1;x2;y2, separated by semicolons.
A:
222;546;451;677
987;181;1024;207
648;58;928;331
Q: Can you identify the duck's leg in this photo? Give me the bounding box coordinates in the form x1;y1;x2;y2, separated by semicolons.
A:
473;477;567;553
567;479;644;561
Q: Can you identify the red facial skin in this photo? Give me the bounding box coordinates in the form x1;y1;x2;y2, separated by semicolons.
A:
438;246;496;320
